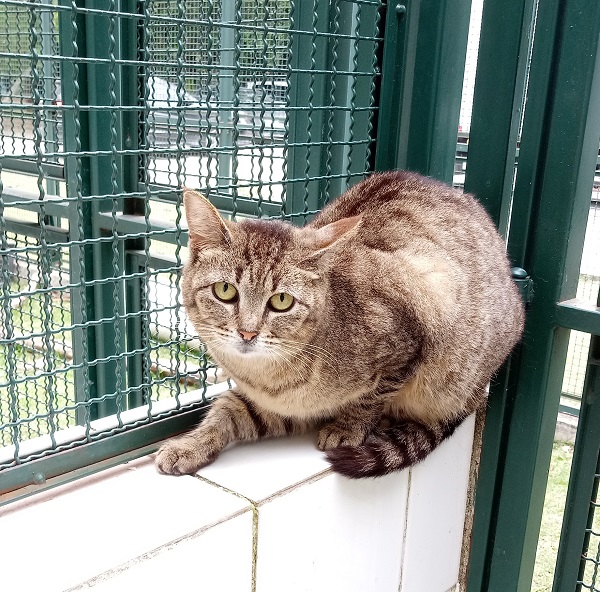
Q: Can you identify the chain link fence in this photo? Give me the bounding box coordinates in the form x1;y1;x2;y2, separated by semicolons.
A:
0;0;383;479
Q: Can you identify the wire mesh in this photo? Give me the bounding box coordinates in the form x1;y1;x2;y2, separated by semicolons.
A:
0;0;384;472
578;458;600;591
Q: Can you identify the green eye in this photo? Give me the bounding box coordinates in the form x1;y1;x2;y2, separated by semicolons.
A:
213;282;238;302
269;292;295;312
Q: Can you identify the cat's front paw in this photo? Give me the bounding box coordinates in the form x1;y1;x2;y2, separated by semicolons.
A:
155;438;216;475
317;423;368;451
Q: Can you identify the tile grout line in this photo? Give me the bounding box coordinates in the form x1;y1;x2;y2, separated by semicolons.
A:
397;468;413;592
251;504;259;592
193;473;259;506
193;474;259;592
64;506;252;591
193;468;334;592
255;468;334;507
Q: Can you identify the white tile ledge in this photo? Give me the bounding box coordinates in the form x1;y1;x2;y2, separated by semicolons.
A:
0;417;475;592
67;510;251;590
0;456;252;592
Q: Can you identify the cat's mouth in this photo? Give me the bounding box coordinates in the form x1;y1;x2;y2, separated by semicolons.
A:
230;338;265;357
236;341;257;354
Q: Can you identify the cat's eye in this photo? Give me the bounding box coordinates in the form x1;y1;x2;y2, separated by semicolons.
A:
269;292;295;312
212;281;238;302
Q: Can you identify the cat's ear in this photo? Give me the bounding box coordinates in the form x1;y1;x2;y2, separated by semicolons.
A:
183;189;232;250
309;214;362;252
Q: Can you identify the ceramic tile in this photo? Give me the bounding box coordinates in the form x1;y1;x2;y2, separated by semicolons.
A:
400;415;476;592
196;433;331;502
1;415;475;592
255;470;409;592
81;511;254;592
0;456;251;592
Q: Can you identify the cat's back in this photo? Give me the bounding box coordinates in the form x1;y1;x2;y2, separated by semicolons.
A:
311;170;493;242
311;170;441;222
310;171;524;366
311;170;510;269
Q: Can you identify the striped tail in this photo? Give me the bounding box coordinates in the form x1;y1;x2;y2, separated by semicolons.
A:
325;416;465;478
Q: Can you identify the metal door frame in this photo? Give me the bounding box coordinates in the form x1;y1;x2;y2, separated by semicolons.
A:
463;1;600;590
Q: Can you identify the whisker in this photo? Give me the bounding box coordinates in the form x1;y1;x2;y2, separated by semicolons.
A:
268;346;311;379
277;338;339;367
274;344;317;373
281;339;340;364
265;348;292;375
186;324;341;383
272;339;341;381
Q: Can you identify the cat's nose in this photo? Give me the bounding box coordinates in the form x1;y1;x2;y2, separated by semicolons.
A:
238;330;258;342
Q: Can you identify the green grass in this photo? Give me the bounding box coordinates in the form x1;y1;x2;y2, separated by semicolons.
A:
532;442;575;591
0;340;76;446
1;286;76;445
532;441;600;592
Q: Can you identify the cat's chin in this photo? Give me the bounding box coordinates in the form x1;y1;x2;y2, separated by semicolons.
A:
220;341;269;361
234;342;263;356
221;345;275;375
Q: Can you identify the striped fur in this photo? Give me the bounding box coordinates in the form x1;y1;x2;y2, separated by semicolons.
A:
155;171;524;478
325;416;463;478
155;391;307;475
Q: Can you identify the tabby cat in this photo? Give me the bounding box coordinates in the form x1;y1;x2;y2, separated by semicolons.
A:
155;171;524;478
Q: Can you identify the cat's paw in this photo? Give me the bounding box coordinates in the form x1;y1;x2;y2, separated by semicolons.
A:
317;424;368;451
155;438;216;475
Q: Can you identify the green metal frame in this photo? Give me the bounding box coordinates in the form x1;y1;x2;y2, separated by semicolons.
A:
0;405;207;507
466;1;600;590
375;0;471;185
553;294;600;591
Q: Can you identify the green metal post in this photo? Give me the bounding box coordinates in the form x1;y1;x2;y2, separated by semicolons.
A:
375;0;471;185
552;288;600;592
121;0;146;410
463;0;536;237
59;0;97;426
373;0;407;173
85;5;128;419
320;0;358;202
217;0;235;198
463;1;538;589
467;1;600;590
40;7;60;199
284;0;330;221
60;2;132;420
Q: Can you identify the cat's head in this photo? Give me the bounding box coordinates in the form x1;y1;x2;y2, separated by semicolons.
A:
181;190;360;371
